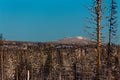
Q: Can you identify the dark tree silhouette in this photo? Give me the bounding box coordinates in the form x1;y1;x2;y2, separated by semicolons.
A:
107;0;117;74
108;0;117;46
107;0;117;58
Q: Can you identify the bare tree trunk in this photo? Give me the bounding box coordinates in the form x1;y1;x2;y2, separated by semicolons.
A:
31;68;34;80
59;72;62;80
27;70;30;80
16;68;18;80
96;0;101;79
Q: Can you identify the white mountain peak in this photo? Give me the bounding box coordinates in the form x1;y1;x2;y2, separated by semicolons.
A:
76;36;84;40
52;36;95;45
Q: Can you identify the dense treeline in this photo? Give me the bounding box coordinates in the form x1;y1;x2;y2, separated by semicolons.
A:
0;43;120;80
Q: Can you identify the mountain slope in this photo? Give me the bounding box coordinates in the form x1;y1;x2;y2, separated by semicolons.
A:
52;36;95;45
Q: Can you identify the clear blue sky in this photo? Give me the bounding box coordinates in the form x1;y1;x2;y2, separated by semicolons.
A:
0;0;120;43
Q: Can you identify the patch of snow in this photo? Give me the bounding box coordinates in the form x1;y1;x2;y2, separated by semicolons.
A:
76;36;84;40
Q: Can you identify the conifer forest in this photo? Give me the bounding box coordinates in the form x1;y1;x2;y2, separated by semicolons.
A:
0;0;120;80
0;42;120;80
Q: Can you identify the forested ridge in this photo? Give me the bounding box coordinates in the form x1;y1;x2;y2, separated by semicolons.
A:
0;41;120;80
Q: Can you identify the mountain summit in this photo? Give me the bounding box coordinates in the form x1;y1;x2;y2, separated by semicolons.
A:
53;36;94;45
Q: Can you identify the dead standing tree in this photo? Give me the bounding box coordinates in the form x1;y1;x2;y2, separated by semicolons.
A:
107;0;118;79
107;0;117;63
86;0;102;79
108;0;117;48
95;0;101;79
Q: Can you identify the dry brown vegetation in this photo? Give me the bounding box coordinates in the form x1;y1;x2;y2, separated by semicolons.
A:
0;42;120;80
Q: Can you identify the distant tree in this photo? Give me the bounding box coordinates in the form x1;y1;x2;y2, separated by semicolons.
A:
0;33;3;46
0;33;3;40
0;33;3;80
44;48;53;80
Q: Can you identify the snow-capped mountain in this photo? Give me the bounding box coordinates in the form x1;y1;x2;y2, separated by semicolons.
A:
52;36;95;45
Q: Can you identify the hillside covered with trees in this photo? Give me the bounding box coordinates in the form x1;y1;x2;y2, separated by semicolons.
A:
0;41;120;80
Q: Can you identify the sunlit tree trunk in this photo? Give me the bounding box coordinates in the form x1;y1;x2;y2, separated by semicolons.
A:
27;70;30;80
95;0;101;79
